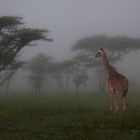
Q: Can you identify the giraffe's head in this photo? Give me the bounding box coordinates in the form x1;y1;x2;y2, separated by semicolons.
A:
95;48;105;58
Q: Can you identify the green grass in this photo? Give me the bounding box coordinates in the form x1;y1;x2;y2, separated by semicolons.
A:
0;93;140;140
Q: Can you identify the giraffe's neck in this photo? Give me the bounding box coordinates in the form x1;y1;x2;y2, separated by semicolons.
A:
101;52;111;74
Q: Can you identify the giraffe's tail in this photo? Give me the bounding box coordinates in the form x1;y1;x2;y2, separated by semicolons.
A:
122;88;128;98
122;78;129;98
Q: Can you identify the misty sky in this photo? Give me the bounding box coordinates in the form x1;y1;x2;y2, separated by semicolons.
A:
0;0;140;86
1;0;140;60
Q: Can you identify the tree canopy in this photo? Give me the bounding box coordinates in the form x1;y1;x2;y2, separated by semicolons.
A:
0;16;52;71
72;35;140;63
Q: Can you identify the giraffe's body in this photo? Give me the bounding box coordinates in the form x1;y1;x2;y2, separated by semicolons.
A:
95;49;128;111
108;67;128;97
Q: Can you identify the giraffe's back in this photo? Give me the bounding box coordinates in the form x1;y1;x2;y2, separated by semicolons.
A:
108;69;128;97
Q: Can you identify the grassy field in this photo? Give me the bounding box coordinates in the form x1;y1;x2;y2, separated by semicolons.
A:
0;92;140;140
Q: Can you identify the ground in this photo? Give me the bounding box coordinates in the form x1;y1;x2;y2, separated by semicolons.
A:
0;92;139;140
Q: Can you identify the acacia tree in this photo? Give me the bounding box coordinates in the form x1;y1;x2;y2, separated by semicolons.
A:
2;61;26;95
72;35;140;92
60;60;76;93
71;55;89;94
28;53;52;96
58;57;89;94
72;35;140;60
0;16;52;78
72;63;88;94
49;62;64;92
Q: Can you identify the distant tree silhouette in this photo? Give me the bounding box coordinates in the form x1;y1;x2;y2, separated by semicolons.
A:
2;61;26;95
72;35;140;92
28;53;52;95
60;60;76;93
0;16;52;72
49;62;64;92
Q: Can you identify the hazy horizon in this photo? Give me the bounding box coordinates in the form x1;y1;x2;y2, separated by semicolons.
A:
0;0;140;92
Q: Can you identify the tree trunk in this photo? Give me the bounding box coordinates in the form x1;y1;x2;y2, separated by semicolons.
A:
75;83;79;95
34;83;38;96
38;84;41;96
97;67;107;93
5;79;10;96
65;77;70;93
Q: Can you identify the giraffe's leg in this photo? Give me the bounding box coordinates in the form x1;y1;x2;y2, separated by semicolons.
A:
108;81;118;111
109;87;115;111
108;84;114;111
112;93;118;112
109;93;113;111
122;96;126;112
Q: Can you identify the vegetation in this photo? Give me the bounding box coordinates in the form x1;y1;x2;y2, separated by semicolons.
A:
72;35;140;62
27;53;52;95
0;16;51;71
71;35;140;92
0;93;139;140
0;15;140;140
0;16;52;87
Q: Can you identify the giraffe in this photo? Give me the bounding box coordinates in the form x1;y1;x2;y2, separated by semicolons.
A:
95;48;128;112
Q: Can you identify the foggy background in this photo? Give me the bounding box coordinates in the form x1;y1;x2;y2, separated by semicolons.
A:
0;0;140;93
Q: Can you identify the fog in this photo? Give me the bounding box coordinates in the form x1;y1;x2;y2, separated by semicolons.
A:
0;0;140;93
